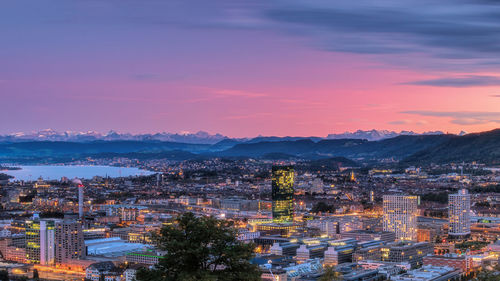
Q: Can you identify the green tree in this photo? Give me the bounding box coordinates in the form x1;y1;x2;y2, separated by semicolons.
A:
0;270;8;281
474;265;500;281
32;269;39;280
136;212;261;281
319;266;342;281
312;202;335;214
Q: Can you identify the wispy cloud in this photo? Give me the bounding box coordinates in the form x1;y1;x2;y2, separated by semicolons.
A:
264;0;500;71
184;87;268;103
388;120;412;125
405;75;500;87
222;112;272;120
213;89;267;98
402;110;500;125
388;119;428;125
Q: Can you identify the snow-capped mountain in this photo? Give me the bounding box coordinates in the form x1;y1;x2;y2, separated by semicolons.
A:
326;129;444;141
0;129;449;144
0;129;228;144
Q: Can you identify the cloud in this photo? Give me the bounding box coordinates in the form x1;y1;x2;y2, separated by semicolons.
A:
183;88;268;103
13;0;500;72
388;120;412;125
213;89;267;98
402;110;500;125
222;112;272;120
405;75;500;87
263;0;500;71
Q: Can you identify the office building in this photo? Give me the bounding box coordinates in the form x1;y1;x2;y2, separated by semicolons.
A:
25;216;55;265
383;195;418;241
381;242;434;268
272;166;294;223
391;265;460;281
423;255;473;273
55;220;85;264
341;230;396;243
448;189;471;239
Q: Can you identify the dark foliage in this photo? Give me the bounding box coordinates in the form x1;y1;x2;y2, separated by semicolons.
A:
136;212;261;281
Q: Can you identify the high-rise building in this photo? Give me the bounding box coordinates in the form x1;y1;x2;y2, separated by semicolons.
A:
72;178;84;219
25;215;55;265
448;189;471;239
55;220;85;264
383;195;419;241
272;166;294;223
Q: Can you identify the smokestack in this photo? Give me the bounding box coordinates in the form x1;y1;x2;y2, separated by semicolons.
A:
73;178;84;219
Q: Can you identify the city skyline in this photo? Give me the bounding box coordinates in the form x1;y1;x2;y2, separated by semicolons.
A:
2;1;500;137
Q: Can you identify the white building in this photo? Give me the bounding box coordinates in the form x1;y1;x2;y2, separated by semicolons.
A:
383;195;418;241
39;220;55;266
448;189;470;238
391;265;460;281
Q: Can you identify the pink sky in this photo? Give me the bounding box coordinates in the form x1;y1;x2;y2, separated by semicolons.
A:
1;1;500;137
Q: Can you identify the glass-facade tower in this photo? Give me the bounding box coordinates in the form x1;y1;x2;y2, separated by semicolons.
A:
272;166;294;223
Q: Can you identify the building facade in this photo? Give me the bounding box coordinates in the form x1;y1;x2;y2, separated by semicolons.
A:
383;195;418;241
25;217;55;265
55;220;85;265
272;166;294;224
448;189;471;239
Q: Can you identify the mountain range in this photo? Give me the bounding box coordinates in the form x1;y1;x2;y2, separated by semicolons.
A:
2;129;499;165
1;129;454;143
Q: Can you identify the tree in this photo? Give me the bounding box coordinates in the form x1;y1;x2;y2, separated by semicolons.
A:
319;266;342;281
312;202;335;214
136;212;261;281
474;265;500;281
32;269;39;280
0;270;8;281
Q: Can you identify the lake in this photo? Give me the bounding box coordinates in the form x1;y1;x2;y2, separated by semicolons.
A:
2;165;155;181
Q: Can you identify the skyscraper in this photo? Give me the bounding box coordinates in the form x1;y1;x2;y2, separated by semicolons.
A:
383;195;418;241
26;215;55;265
448;189;471;239
55;220;85;264
272;166;294;223
73;178;84;219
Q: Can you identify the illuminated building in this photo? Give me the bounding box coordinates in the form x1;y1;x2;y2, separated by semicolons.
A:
381;242;433;268
353;241;384;262
383;195;418;241
423;255;472;273
126;250;164;265
391;265;460;281
448;189;470;239
25;215;55;265
55;220;85;264
341;230;396;243
71;178;85;219
256;223;301;237
272;166;294;224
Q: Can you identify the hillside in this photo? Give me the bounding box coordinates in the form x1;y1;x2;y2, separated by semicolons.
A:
219;135;454;161
403;129;500;164
0;141;210;158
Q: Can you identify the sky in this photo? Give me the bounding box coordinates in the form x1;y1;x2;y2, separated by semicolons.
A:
1;0;500;137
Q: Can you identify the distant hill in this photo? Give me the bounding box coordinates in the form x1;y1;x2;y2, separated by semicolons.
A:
219;135;454;161
0;141;210;158
326;129;444;141
2;129;500;165
403;129;500;164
